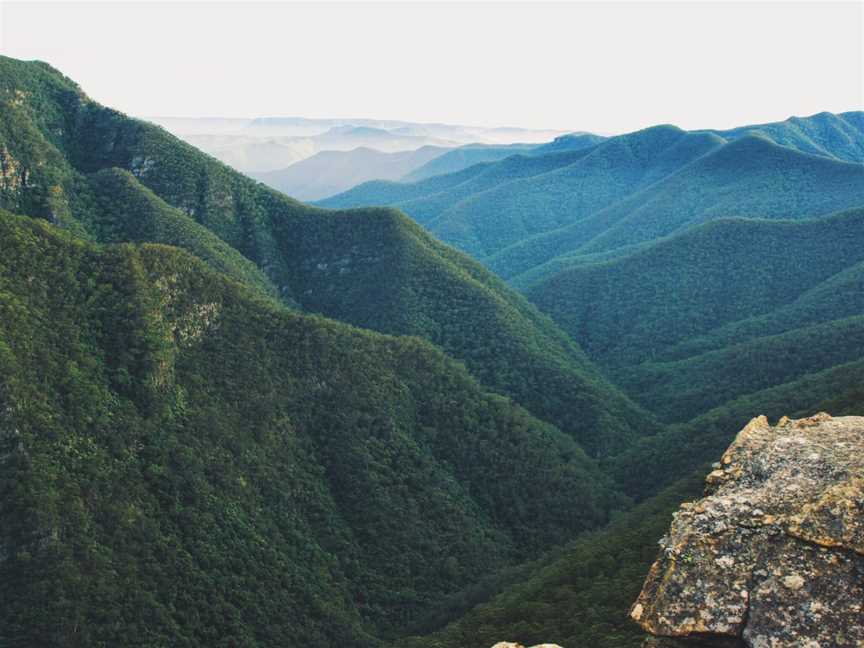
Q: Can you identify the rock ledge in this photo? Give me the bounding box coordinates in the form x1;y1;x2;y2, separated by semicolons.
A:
631;413;864;647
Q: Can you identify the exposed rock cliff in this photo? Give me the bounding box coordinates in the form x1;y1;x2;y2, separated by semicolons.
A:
631;413;864;648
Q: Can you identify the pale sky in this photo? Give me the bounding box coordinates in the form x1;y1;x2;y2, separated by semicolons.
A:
1;0;862;133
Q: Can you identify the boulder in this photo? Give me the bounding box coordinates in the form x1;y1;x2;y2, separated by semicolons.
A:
631;413;864;647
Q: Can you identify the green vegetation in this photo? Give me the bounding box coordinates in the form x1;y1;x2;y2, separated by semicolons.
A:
391;473;705;648
524;210;864;496
401;143;539;182
609;359;864;498
701;110;864;163
0;54;655;457
272;206;656;456
319;145;603;230
0;55;665;647
320;113;864;288
527;210;864;368
3;52;864;648
0;209;628;646
88;168;281;300
428;128;723;260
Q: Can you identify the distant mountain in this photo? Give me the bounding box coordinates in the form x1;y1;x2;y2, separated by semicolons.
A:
0;55;654;456
494;133;864;285
236;117;568;144
252;146;451;201
180;128;457;173
318;136;605;223
322;125;723;258
149;116;570;174
706;110;864;163
321;112;864;287
402;143;538;182
529;132;607;155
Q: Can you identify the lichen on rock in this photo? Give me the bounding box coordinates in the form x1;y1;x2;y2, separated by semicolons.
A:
631;413;864;647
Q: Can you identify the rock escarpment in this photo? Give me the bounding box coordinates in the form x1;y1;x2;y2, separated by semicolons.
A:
631;413;864;647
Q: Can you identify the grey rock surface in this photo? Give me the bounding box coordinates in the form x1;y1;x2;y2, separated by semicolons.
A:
631;413;864;647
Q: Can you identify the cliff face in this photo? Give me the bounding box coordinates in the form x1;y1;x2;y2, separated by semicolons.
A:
631;413;864;648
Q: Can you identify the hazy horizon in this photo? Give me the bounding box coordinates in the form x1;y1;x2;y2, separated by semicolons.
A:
143;108;862;137
1;1;862;134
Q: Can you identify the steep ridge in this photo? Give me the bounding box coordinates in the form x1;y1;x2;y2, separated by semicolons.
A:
619;315;864;424
322;126;725;260
527;208;864;488
318;133;608;213
0;209;626;646
572;135;864;257
527;210;864;369
663;257;864;360
269;205;652;455
428;127;725;259
87;167;281;301
368;148;603;228
314;162;495;210
528;132;607;156
707;110;864;162
0;55;655;456
496;134;864;284
318;145;602;223
609;357;864;499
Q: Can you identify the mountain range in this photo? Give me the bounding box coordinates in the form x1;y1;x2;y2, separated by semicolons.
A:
150;115;568;175
2;53;863;648
249;143;541;201
0;55;648;646
321;112;864;285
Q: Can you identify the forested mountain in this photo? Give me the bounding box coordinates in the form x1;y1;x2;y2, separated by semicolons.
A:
252;145;451;201
495;135;864;285
0;209;627;645
3;52;864;648
704;110;864;163
405;360;864;648
395;473;705;648
0;55;663;646
526;209;864;494
321;112;864;287
0;55;655;458
402;143;539;182
318;130;609;219
527;209;864;370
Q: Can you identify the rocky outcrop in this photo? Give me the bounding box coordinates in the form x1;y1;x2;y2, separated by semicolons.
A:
631;413;864;648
